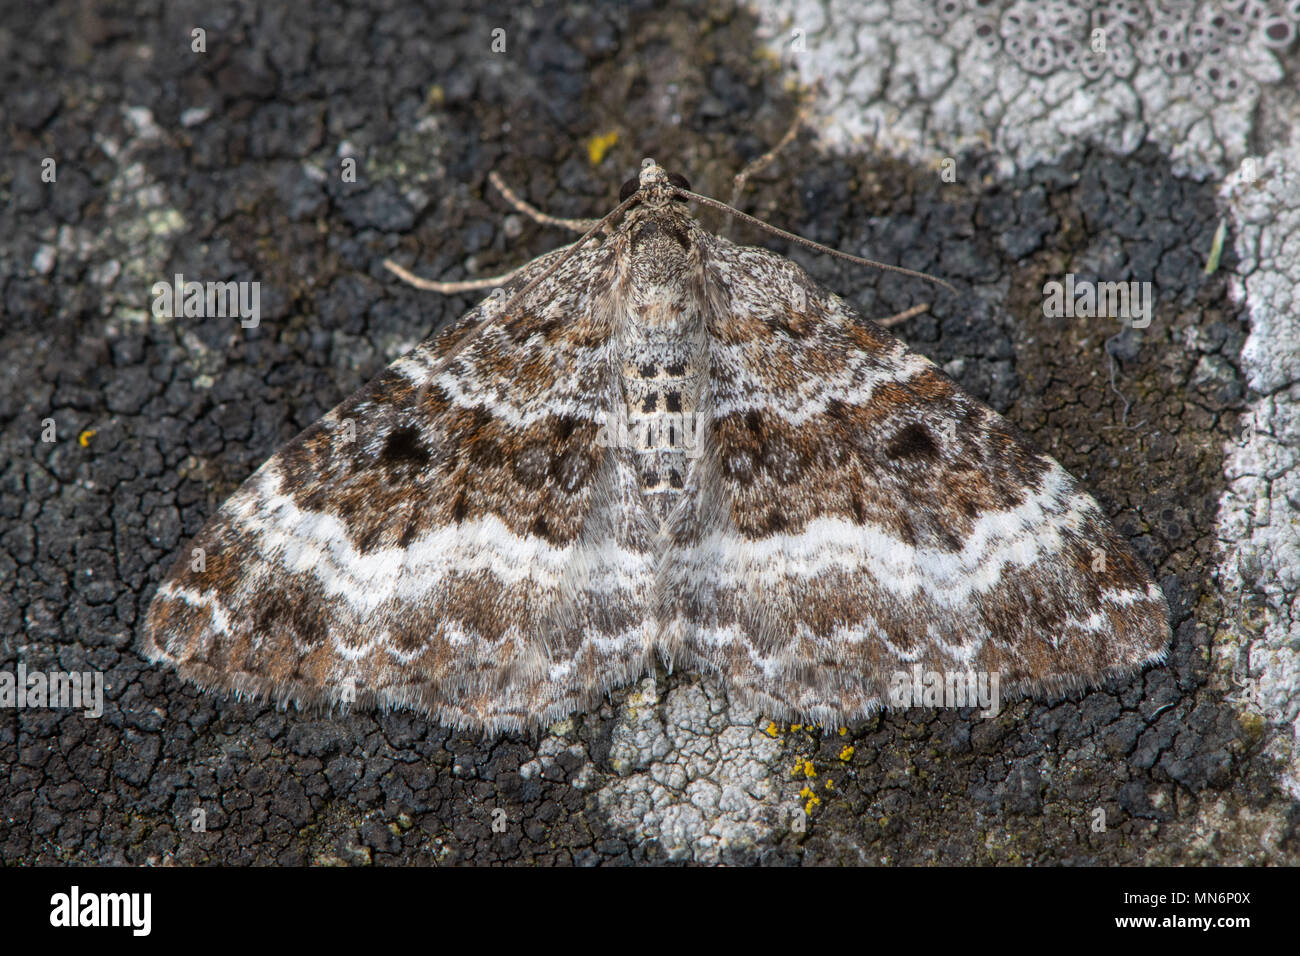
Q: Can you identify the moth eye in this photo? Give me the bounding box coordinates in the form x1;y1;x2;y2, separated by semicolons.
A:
667;172;691;192
619;176;641;202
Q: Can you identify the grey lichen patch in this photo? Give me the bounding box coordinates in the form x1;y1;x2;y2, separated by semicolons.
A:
1216;139;1300;799
750;0;1293;178
594;674;792;863
518;724;592;787
357;109;450;201
100;107;189;328
10;100;190;339
1182;794;1296;865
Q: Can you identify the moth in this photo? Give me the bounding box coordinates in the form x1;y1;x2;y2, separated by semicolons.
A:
142;158;1170;732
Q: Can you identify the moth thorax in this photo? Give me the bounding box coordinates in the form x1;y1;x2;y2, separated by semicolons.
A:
627;212;695;287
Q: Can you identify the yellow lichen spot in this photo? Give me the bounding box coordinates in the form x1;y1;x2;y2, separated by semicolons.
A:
1238;711;1266;740
790;758;806;777
78;429;97;447
790;723;803;732
586;130;619;165
838;727;848;736
803;760;817;779
764;721;780;738
824;779;834;790
838;745;855;762
800;786;821;814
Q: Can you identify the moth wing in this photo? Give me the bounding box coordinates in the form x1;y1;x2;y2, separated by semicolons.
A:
143;244;656;732
665;243;1170;724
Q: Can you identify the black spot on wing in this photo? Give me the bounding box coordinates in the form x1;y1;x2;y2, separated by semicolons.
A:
380;425;431;467
885;423;939;461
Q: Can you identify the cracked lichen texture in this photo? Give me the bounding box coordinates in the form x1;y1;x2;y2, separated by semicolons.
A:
593;676;785;864
749;0;1295;177
1218;139;1300;799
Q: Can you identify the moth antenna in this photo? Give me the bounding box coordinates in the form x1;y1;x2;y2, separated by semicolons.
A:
384;184;644;374
400;192;642;370
383;256;541;293
488;170;602;235
727;100;814;213
679;189;958;296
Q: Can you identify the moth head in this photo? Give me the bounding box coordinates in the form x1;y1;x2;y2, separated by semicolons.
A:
620;158;691;207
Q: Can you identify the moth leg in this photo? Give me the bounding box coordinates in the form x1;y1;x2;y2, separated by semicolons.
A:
874;303;930;329
488;171;601;234
726;102;813;219
382;257;537;293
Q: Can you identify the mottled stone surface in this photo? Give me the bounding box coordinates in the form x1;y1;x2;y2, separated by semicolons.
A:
1;0;1296;864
